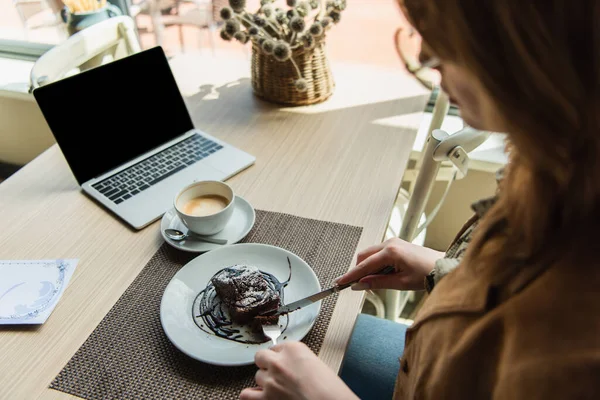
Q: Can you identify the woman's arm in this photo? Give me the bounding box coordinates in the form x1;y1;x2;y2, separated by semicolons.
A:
335;238;444;291
240;342;358;400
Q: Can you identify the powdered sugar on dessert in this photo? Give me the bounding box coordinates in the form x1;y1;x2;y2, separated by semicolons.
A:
211;264;281;324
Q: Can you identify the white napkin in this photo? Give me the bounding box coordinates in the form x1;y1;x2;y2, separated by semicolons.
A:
0;259;78;325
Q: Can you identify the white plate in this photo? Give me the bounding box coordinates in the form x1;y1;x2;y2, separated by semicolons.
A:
160;243;321;366
160;195;255;253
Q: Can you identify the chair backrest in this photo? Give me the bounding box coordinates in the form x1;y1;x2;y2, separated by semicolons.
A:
13;0;49;23
0;89;56;165
30;15;141;89
43;0;62;13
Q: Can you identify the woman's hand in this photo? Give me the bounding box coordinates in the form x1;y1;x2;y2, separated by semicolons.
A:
239;342;358;400
336;238;444;291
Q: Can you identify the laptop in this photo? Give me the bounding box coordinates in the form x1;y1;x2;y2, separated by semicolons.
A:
32;46;255;230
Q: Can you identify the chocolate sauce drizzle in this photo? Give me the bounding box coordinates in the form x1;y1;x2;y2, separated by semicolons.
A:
192;257;292;344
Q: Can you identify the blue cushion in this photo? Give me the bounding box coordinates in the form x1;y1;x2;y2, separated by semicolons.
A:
339;314;408;400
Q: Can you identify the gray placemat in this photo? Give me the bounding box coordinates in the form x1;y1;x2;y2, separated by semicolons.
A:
50;210;362;400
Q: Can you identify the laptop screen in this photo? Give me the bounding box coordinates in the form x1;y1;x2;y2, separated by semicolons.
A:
33;46;194;185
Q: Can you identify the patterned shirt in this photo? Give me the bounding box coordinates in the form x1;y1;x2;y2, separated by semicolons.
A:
425;169;503;293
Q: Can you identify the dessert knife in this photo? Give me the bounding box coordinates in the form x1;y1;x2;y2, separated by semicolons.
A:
264;265;396;317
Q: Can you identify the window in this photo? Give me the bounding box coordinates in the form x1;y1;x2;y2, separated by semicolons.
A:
0;0;67;45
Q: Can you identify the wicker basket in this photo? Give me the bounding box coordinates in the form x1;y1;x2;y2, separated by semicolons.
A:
251;41;335;106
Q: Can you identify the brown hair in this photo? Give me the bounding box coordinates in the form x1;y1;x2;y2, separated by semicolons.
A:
400;1;600;276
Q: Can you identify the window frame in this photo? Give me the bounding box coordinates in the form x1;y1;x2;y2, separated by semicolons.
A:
0;39;52;61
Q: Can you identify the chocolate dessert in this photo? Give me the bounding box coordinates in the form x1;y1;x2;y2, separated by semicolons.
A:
211;265;281;324
194;259;291;344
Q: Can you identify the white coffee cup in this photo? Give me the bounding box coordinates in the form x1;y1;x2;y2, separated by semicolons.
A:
174;180;235;235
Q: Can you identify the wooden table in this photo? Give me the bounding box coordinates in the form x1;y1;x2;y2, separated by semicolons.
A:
0;51;428;399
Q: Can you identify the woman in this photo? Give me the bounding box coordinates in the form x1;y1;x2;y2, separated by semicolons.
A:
240;0;600;398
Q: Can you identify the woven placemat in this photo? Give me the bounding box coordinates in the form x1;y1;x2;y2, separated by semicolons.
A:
50;210;362;400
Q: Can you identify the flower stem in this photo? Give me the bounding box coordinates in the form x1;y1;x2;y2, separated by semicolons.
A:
289;57;303;79
266;20;284;37
258;4;286;37
315;0;325;21
235;14;279;40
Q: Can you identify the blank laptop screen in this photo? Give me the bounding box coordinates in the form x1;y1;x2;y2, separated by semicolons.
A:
33;46;194;185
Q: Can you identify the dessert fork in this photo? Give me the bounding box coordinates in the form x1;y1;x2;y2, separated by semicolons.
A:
261;322;282;346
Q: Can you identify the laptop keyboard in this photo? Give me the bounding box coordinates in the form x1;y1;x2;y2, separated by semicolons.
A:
91;134;223;205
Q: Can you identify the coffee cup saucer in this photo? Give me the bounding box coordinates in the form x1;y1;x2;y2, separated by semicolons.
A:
160;195;255;253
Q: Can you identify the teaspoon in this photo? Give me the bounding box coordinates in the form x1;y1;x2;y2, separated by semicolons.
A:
164;229;228;245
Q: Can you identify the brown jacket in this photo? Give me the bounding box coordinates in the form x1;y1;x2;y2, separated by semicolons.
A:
394;216;600;399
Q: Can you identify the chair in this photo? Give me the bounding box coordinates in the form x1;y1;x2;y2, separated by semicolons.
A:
129;0;179;48
13;0;64;36
132;0;223;53
0;89;55;167
0;16;141;170
372;24;493;321
30;15;141;89
161;0;217;53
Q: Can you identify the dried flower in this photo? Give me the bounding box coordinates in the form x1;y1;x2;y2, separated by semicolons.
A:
262;5;274;18
220;29;232;41
228;0;246;12
225;19;241;35
289;16;305;32
296;1;310;16
329;10;341;23
309;22;323;36
275;10;287;24
326;0;346;11
302;34;315;49
254;15;267;27
320;16;332;29
234;31;249;43
295;78;308;92
220;6;233;20
218;0;344;56
261;39;275;54
273;41;292;61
